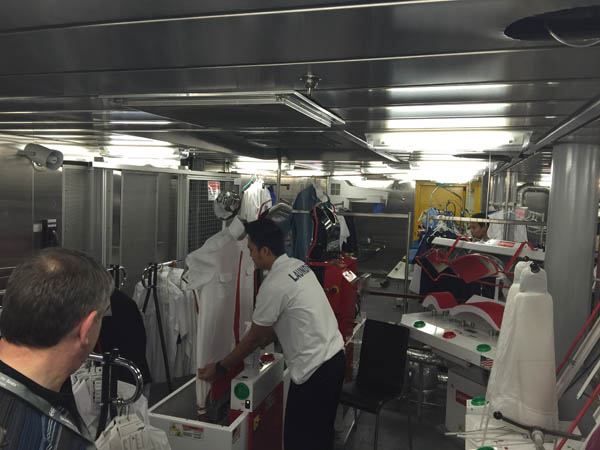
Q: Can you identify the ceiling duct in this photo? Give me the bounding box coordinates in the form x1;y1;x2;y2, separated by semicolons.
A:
505;6;600;45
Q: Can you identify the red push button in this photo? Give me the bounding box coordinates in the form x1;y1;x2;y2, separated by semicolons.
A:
260;353;275;363
443;331;456;339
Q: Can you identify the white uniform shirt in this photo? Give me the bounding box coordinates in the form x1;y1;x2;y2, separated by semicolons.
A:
252;254;344;384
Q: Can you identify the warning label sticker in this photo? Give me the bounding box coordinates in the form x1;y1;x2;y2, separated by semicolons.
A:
208;181;220;201
480;356;494;370
169;423;204;440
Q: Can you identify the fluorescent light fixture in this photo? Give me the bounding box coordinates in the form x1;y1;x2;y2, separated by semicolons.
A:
332;176;394;189
538;173;552;187
108;134;172;145
102;157;181;169
331;170;362;176
231;168;278;176
286;169;325;177
384;83;510;94
367;130;530;153
232;160;290;172
101;145;180;159
383;117;509;130
360;166;409;175
106;120;174;125
391;160;488;184
384;103;510;115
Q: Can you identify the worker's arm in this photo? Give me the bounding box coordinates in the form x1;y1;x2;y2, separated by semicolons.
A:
197;323;275;382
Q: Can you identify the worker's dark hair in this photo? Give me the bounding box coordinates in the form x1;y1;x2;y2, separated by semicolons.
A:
245;218;286;257
0;248;113;348
471;212;489;228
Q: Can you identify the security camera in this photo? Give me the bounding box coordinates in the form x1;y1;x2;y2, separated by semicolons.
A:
19;143;63;170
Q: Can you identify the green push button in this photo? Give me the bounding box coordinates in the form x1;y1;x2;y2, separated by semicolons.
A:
477;447;494;450
472;397;485;406
413;321;426;328
477;344;491;353
234;383;250;400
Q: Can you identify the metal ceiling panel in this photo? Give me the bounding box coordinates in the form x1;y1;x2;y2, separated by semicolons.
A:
311;79;600;108
0;1;563;75
2;46;600;99
0;0;599;178
332;100;584;121
0;0;425;31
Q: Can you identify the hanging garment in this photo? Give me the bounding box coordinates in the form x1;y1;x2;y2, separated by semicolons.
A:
239;179;272;222
72;374;149;439
484;264;558;431
291;185;320;262
133;267;194;383
341;215;358;254
267;184;277;204
487;210;528;242
95;415;170;450
183;217;255;411
338;215;351;251
99;289;151;384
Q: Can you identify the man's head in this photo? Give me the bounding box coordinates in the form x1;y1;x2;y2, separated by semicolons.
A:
469;212;490;241
0;248;113;364
244;218;285;270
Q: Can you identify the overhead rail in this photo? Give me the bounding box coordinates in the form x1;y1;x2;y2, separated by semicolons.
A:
494;91;600;174
427;214;546;227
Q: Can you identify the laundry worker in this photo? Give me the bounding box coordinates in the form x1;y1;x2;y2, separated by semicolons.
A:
469;212;490;242
198;218;346;450
0;248;113;449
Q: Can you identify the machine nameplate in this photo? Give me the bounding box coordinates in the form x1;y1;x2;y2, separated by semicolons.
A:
169;423;204;440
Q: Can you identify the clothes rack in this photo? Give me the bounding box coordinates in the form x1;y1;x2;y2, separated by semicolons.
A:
107;265;127;290
140;261;176;393
87;350;143;438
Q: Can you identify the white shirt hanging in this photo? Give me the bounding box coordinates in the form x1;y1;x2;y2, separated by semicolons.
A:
183;217;255;410
239;180;272;221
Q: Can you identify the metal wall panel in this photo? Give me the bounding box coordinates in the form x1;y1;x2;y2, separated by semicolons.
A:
33;167;63;251
111;171;122;264
62;165;93;253
90;168;113;265
0;147;32;290
156;173;178;263
120;171;158;295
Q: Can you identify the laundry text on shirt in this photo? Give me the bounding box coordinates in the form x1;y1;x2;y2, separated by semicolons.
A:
288;264;311;282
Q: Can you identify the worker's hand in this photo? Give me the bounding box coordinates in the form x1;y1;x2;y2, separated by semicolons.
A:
197;363;217;382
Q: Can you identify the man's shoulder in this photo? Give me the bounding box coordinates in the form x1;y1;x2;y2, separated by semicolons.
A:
0;386;91;449
269;257;311;282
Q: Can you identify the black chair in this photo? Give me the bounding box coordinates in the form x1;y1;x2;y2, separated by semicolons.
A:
340;319;410;450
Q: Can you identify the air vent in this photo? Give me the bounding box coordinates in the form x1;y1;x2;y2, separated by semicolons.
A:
505;6;600;43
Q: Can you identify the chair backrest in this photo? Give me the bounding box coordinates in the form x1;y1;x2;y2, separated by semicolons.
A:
356;319;409;393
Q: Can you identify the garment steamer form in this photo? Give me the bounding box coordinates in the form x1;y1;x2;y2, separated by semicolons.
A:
481;262;558;446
